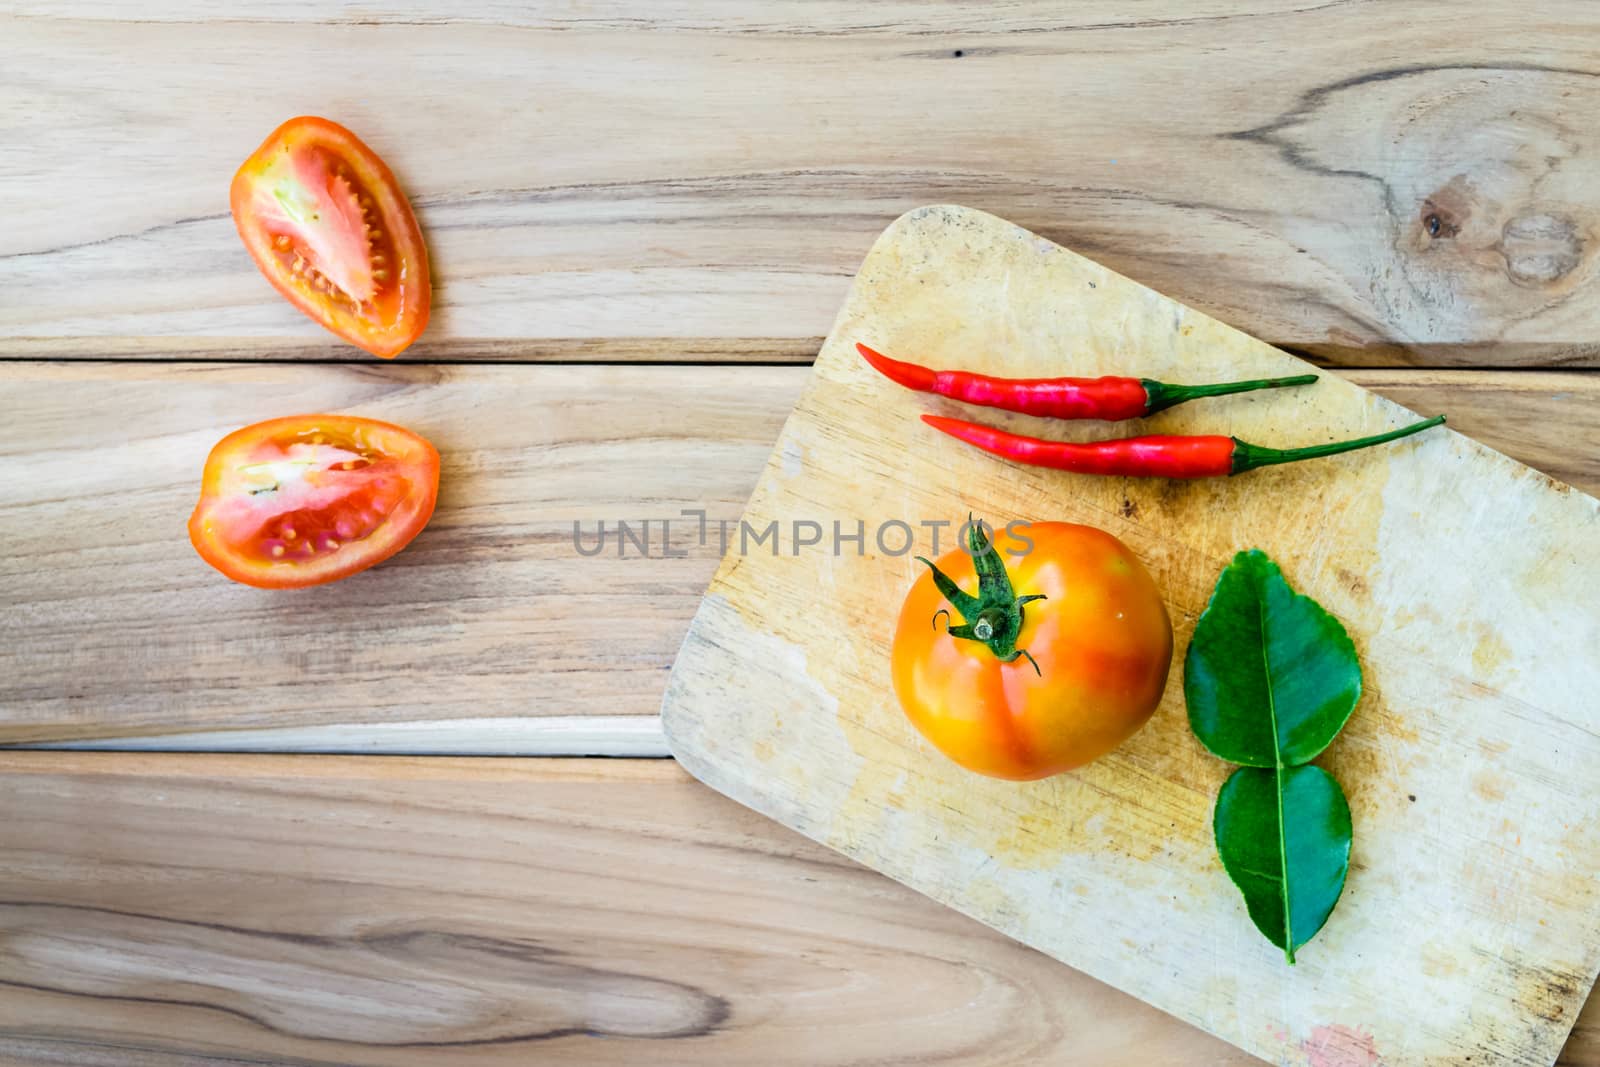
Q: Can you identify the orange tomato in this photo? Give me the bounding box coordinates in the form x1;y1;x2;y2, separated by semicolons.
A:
189;415;440;589
890;522;1172;780
231;117;431;358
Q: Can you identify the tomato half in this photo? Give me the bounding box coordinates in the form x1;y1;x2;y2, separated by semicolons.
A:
189;415;440;589
890;522;1173;780
231;117;430;358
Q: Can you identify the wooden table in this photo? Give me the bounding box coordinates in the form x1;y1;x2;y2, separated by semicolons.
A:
4;5;1598;1063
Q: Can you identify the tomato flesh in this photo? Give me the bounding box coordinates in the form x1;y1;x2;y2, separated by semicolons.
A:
890;523;1173;780
231;117;430;358
189;416;440;589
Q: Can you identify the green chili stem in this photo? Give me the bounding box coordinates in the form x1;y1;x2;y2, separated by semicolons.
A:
1231;415;1446;474
1142;374;1320;415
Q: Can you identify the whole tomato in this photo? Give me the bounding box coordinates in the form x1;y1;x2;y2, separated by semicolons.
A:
890;520;1172;780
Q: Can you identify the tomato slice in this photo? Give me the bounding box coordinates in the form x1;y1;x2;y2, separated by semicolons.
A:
189;415;440;589
231;117;431;358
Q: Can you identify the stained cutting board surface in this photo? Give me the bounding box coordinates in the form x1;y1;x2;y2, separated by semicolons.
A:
661;206;1600;1065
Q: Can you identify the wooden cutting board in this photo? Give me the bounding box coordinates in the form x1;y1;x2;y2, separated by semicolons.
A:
660;205;1600;1065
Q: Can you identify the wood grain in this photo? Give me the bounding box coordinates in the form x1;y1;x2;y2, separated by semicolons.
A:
0;751;1248;1066
2;360;1597;746
662;207;1600;1065
9;4;1600;364
0;751;1588;1066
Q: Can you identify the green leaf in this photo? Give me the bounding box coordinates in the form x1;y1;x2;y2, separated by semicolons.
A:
1185;549;1363;963
1184;549;1361;768
1214;764;1352;964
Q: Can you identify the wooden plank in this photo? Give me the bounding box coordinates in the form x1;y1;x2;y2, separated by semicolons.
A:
8;4;1600;365
0;362;790;743
662;207;1600;1064
2;360;1597;747
0;750;1585;1066
1336;370;1600;495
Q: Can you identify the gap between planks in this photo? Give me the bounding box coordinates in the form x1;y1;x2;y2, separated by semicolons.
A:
6;336;1600;371
5;715;671;757
0;336;822;365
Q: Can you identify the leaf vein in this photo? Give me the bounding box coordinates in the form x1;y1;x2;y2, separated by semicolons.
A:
1260;587;1295;963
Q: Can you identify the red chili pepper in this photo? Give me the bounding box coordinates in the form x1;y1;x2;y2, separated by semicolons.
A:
922;413;1447;478
858;342;1318;421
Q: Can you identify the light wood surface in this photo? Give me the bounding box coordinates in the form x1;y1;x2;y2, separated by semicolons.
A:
10;3;1600;365
0;751;1590;1067
663;207;1600;1065
0;751;1587;1067
0;361;789;742
8;4;1600;1062
3;360;1597;746
0;752;1253;1066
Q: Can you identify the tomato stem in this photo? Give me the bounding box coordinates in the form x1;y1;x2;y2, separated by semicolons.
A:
917;517;1047;674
